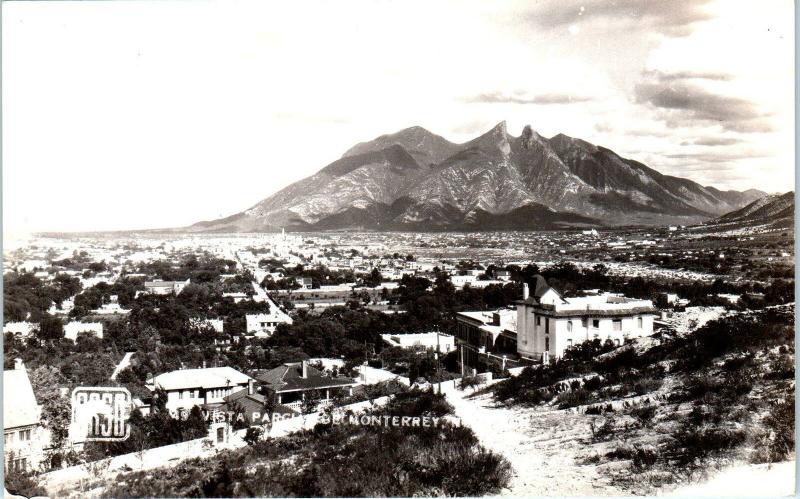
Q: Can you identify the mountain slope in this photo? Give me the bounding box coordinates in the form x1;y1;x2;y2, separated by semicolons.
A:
703;191;795;232
188;122;765;232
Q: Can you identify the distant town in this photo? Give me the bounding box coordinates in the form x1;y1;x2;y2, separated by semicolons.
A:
3;221;794;496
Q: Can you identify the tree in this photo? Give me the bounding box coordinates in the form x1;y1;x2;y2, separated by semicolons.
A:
243;426;263;445
29;365;71;448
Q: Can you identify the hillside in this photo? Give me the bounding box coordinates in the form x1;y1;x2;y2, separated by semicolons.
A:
475;306;795;495
703;191;794;236
187;122;764;232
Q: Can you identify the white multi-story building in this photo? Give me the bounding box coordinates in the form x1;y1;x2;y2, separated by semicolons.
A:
4;360;50;473
147;366;252;415
516;276;657;363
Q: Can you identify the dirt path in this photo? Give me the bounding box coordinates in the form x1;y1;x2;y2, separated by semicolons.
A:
444;386;625;496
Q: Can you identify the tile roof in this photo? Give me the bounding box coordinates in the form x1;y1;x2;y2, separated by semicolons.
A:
255;362;357;393
221;388;297;420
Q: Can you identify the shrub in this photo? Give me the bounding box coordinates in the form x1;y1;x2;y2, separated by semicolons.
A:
243;426;263;446
4;470;47;497
557;388;591;409
751;400;795;463
629;404;657;427
459;375;484;391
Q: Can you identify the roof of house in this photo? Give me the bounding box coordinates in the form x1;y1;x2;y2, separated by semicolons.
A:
221;388;297;419
149;366;252;392
533;274;554;299
255;363;357;393
3;367;41;429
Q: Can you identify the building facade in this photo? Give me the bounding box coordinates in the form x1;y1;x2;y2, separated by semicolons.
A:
517;276;657;363
147;366;252;415
4;360;50;473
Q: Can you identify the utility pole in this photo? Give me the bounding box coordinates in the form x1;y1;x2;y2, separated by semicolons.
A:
435;324;441;394
460;343;465;377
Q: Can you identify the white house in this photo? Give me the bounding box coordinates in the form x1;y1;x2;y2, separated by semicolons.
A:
64;322;104;342
91;295;130;315
48;297;75;316
381;332;456;353
4;360;50;473
147;366;252;415
189;318;225;333
246;308;294;338
143;278;190;295
3;322;37;339
516;276;657;363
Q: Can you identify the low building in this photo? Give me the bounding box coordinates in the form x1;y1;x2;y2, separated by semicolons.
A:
381;332;456;353
92;295;131;315
147;366;252;415
516;276;657;363
245;308;293;338
64;321;104;342
455;309;518;367
219;381;298;425
143;278;190;295
294;277;313;289
3;322;37;339
4;360;49;473
255;361;357;411
189;318;224;333
222;292;249;303
495;270;512;281
48;297;75;316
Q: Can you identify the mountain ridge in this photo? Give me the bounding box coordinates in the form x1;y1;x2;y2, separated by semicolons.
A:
187;122;766;232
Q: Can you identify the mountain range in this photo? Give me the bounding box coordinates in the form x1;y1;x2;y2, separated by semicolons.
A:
706;191;794;232
188;122;766;232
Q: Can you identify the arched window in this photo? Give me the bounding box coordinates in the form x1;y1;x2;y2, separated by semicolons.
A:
567;321;573;333
637;317;643;329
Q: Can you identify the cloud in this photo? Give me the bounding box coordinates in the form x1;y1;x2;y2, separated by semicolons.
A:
643;69;733;82
681;137;742;147
634;80;772;133
525;0;715;37
664;151;766;163
594;122;613;133
462;91;593;105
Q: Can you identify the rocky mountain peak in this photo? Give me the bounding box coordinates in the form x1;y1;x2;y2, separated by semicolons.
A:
188;121;765;232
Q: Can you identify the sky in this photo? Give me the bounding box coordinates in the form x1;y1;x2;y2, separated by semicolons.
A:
2;0;795;234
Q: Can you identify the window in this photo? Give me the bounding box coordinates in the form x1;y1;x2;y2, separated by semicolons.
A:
637;317;643;329
19;429;30;441
567;321;573;333
544;336;550;351
567;339;573;348
592;319;599;328
613;320;622;331
536;316;541;326
178;391;184;400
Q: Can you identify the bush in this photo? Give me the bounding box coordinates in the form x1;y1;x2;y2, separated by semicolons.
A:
243;426;263;445
556;387;591;409
4;470;47;497
629;404;657;427
751;401;795;463
459;375;484;391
